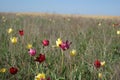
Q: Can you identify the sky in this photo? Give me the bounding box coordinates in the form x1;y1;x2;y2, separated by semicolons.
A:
0;0;120;16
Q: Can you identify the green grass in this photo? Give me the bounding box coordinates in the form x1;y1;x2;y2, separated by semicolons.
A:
0;13;120;80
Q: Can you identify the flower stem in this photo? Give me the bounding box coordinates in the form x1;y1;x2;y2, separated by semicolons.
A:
36;62;39;74
61;50;64;69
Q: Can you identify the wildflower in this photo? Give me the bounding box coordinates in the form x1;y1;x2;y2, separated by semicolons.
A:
49;18;52;22
19;30;24;36
35;73;45;80
35;73;50;80
9;67;18;75
42;39;49;46
59;40;72;51
117;30;120;35
16;13;20;16
56;38;62;47
70;49;76;56
101;61;105;67
35;54;45;63
98;73;102;78
112;23;119;27
52;20;55;23
26;43;32;49
10;37;18;44
98;23;101;26
0;68;6;73
67;18;71;21
3;19;6;22
2;16;5;19
28;49;36;56
94;60;101;68
7;28;13;34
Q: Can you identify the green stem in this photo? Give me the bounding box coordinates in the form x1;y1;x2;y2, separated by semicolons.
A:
61;50;64;68
11;44;16;66
36;62;39;74
2;73;5;80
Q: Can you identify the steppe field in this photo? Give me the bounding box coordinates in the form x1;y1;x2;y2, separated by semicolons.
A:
0;12;120;80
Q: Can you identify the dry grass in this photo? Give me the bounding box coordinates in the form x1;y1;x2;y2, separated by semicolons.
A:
1;12;120;19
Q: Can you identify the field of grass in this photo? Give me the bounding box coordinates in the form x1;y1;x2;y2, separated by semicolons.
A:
0;12;120;80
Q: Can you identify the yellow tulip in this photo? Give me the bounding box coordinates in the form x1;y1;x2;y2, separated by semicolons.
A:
112;24;115;27
10;37;18;44
98;23;101;26
101;61;105;67
26;43;32;49
16;13;21;16
49;18;52;22
56;38;62;47
117;30;120;35
67;18;71;21
70;49;76;57
98;73;102;78
35;73;45;80
2;16;5;19
3;19;6;22
0;68;6;73
7;28;13;34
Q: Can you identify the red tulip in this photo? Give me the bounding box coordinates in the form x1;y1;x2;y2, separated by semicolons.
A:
19;30;24;36
42;39;49;46
59;40;72;51
28;49;36;56
94;60;101;68
9;67;18;75
35;54;45;63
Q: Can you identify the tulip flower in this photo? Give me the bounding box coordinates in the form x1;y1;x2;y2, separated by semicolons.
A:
35;73;50;80
10;37;18;44
94;60;101;68
28;49;36;56
9;67;18;75
19;30;24;36
112;23;119;27
35;54;45;63
26;43;32;49
70;49;76;56
117;30;120;35
98;22;101;26
59;40;72;51
67;18;71;21
0;68;6;73
101;61;105;67
35;73;45;80
56;38;62;47
7;28;13;34
98;73;102;78
2;16;5;19
42;39;49;46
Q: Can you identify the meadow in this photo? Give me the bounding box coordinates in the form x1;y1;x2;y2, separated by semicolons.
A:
0;13;120;80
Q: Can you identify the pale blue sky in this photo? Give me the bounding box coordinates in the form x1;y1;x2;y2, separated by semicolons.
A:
0;0;120;16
